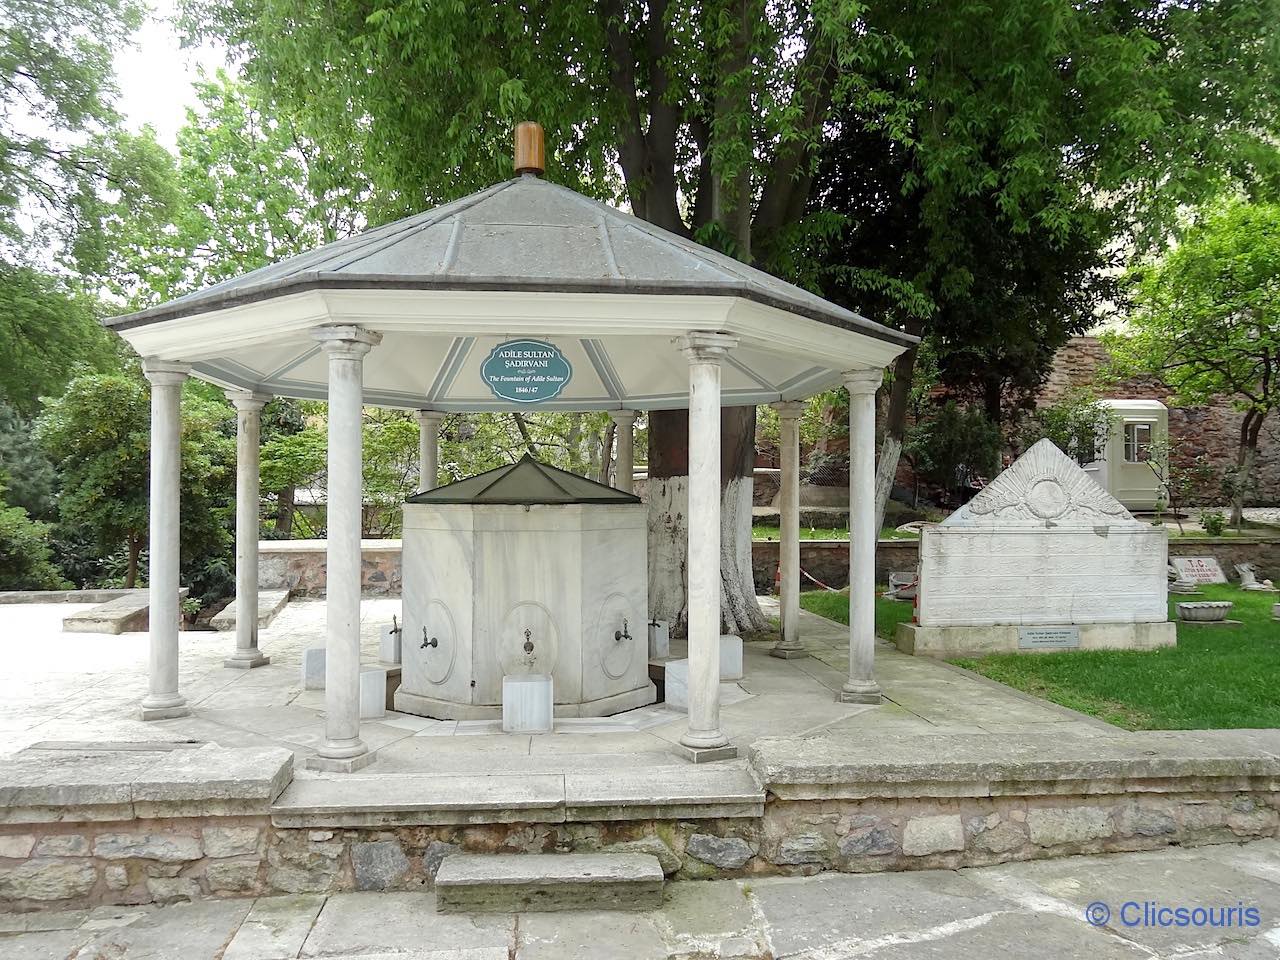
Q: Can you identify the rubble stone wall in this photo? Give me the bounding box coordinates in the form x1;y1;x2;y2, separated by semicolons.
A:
1;792;1275;909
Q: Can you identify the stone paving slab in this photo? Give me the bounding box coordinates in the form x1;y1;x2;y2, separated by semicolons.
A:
749;728;1280;799
3;842;1275;958
0;743;294;823
210;590;292;632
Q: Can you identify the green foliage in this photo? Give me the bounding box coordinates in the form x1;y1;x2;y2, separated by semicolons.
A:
98;72;369;306
0;265;120;414
904;401;1002;503
36;373;235;597
1108;199;1280;521
1017;392;1110;465
1199;510;1227;537
37;374;151;584
0;500;68;590
0;402;58;520
1111;200;1280;412
0;0;146;259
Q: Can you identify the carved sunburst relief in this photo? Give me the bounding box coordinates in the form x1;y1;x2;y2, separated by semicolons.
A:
943;439;1136;527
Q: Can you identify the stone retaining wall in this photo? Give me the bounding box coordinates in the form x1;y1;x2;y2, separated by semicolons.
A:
3;793;1275;908
2;732;1277;911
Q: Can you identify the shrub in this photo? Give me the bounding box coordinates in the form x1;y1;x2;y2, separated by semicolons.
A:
1199;509;1227;537
0;501;68;590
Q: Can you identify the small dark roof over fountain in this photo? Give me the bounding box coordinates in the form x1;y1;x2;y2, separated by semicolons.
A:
407;454;641;505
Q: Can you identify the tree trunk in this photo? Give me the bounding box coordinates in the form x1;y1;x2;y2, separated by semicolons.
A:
276;487;296;538
647;406;768;637
1231;410;1265;528
873;342;918;532
125;534;141;589
599;420;616;484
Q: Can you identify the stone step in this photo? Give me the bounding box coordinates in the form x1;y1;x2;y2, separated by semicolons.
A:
62;589;188;635
210;589;291;632
434;852;663;913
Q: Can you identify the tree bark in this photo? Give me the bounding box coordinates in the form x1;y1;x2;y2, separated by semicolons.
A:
874;332;920;531
1231;410;1265;528
599;419;616;484
125;534;141;589
647;406;768;636
276;486;296;538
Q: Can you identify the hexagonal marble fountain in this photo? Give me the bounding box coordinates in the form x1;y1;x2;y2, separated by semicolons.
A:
394;455;656;720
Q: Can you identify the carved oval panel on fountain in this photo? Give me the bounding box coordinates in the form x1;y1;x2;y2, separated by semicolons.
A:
499;601;560;676
420;599;457;685
595;591;640;680
1026;476;1070;520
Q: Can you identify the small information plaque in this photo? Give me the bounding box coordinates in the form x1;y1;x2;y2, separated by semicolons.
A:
1018;626;1081;650
1171;556;1228;585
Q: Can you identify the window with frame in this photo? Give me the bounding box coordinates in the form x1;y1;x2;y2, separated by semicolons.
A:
1123;422;1152;462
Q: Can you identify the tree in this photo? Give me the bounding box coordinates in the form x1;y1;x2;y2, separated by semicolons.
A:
182;0;1280;631
0;499;68;591
1017;392;1111;466
904;402;1002;507
184;0;892;633
0;0;164;412
98;71;370;306
798;0;1280;529
1108;200;1280;527
37;372;235;592
0;402;58;520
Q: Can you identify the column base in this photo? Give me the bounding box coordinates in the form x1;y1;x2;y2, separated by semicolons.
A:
671;742;739;764
769;644;808;660
838;682;883;705
139;697;191;722
224;652;270;669
304;750;377;773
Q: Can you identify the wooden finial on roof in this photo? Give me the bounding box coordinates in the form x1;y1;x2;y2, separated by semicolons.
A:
514;121;545;176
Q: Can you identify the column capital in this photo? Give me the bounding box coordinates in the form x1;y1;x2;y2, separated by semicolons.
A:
842;368;883;395
677;331;739;362
771;400;806;421
225;390;271;412
415;409;445;427
142;359;191;387
608;409;638;426
313;325;382;359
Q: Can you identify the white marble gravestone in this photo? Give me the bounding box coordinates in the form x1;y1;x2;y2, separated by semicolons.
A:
896;440;1176;656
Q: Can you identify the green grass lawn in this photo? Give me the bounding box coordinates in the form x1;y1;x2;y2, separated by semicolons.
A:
798;589;916;643
798;584;1280;731
752;525;918;541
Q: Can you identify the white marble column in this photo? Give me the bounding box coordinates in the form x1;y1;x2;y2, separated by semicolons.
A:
140;359;191;721
225;391;271;669
840;369;884;704
675;332;739;762
308;326;382;772
415;409;443;492
770;401;807;659
609;410;637;493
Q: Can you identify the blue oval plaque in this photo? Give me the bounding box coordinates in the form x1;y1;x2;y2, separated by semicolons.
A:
481;339;573;404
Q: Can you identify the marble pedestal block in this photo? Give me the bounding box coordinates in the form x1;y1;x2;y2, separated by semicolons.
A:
719;635;743;681
301;647;325;690
664;659;689;711
379;621;402;665
502;675;554;733
648;620;670;659
359;668;388;720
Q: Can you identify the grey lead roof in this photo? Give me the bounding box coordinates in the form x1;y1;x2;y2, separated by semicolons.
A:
407;454;641;505
108;175;915;348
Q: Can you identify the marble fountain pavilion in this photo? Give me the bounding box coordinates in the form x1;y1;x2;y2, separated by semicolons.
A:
1;127;1275;914
106;125;916;773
